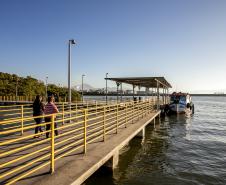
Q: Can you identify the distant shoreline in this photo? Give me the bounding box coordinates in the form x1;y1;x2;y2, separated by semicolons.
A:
191;94;226;97
84;93;226;97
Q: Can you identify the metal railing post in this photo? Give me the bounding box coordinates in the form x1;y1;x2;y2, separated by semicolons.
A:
144;101;146;115
75;103;78;118
150;99;152;113
96;101;97;116
142;102;144;118
125;103;127;128
50;114;55;174
21;105;24;135
103;106;106;141
62;102;65;125
132;101;135;123
84;109;87;154
116;104;118;134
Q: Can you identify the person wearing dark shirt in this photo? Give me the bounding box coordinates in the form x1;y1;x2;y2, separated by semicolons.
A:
33;95;44;137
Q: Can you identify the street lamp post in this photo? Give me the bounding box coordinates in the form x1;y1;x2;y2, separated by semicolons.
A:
16;78;18;102
105;73;108;104
45;76;48;101
82;74;85;102
68;39;76;106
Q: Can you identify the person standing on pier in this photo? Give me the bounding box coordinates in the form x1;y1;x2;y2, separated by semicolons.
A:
33;95;44;138
44;96;59;138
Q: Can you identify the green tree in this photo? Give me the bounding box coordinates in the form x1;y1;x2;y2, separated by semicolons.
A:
0;72;81;102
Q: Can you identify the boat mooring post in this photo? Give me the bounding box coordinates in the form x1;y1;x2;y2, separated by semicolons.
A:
157;81;160;110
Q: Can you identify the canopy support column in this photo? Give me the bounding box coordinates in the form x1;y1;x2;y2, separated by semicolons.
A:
133;84;135;101
116;82;121;103
167;88;169;104
157;81;160;110
120;83;123;102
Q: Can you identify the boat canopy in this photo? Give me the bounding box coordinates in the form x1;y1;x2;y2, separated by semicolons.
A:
171;92;189;96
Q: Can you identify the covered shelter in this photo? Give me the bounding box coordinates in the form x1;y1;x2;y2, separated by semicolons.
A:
105;77;172;108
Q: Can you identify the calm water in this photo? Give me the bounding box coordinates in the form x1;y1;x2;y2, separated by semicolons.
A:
84;96;226;185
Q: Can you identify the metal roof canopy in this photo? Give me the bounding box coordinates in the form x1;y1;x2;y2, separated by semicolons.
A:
105;77;172;88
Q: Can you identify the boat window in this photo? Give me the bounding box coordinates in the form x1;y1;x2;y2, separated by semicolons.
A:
180;96;186;101
170;96;176;102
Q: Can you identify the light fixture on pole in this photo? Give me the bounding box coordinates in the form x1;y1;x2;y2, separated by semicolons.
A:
45;76;48;100
105;73;108;104
82;74;85;102
68;39;76;105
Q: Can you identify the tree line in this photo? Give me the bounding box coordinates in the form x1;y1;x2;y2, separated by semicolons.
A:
0;72;81;102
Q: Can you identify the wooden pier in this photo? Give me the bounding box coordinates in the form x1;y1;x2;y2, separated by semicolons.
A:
0;77;171;185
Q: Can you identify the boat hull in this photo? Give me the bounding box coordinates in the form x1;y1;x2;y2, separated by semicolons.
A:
169;103;192;114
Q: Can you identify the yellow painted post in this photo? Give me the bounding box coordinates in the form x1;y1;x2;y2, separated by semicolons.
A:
103;106;106;141
96;101;97;116
75;103;78;118
50;114;55;174
147;100;149;114
21;105;24;135
148;100;150;113
84;109;87;154
116;104;118;133
142;102;144;118
143;101;145;116
62;102;65;125
125;103;127;128
132;101;135;123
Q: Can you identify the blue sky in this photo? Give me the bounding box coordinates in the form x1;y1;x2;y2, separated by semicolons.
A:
0;0;226;93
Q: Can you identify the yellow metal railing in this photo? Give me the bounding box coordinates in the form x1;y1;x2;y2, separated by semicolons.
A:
0;99;156;184
0;95;36;102
0;100;136;130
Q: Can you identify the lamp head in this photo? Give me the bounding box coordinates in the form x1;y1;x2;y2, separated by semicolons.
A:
69;39;76;45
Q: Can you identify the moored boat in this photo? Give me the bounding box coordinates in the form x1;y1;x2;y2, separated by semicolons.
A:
168;92;194;114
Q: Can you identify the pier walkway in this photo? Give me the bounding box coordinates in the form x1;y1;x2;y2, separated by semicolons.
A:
0;76;171;185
